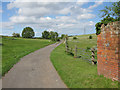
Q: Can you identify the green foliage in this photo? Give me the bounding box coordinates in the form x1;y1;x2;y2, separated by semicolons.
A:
89;35;92;39
96;2;120;35
42;31;50;39
42;31;59;41
95;15;117;35
73;36;77;39
2;37;54;76
54;32;59;41
61;34;66;39
22;27;35;38
57;37;61;41
33;37;43;39
64;34;69;40
100;1;120;19
95;22;102;35
86;47;91;52
12;33;20;37
51;38;118;88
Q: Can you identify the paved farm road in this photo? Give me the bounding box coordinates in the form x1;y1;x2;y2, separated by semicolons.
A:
2;42;67;88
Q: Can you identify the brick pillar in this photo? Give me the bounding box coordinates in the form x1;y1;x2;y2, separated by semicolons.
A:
97;21;120;81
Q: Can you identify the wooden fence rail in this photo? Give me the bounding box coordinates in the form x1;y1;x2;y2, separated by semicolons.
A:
65;38;97;65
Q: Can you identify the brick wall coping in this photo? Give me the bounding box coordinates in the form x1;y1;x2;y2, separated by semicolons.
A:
101;21;120;32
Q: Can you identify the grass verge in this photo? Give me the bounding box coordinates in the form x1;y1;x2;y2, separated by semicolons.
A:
2;37;54;76
50;34;118;88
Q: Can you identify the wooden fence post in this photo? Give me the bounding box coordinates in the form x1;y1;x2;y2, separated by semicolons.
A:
91;48;95;65
74;45;77;58
65;37;69;53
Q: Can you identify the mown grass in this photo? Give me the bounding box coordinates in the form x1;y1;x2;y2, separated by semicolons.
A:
68;34;97;62
50;34;118;88
68;34;97;49
2;36;54;76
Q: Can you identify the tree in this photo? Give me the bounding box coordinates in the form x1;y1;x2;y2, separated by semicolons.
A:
22;27;35;38
61;34;65;39
42;31;50;39
12;33;20;37
42;31;59;41
100;1;120;20
54;32;58;41
49;31;58;41
95;16;117;35
49;31;55;41
95;1;120;35
64;34;68;40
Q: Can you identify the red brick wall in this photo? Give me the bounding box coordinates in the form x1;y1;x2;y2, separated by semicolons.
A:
97;21;120;81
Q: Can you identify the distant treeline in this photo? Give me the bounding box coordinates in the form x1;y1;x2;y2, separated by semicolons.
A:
10;27;68;41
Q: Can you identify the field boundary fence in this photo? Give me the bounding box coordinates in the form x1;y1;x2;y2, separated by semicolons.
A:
65;38;97;65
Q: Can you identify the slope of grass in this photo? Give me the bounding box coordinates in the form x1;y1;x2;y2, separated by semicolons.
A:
2;37;54;76
68;34;97;49
50;34;118;88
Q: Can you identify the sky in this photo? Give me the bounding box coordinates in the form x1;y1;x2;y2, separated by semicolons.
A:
0;0;117;37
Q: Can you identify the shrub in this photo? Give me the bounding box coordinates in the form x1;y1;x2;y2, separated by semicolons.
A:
86;47;91;52
61;34;65;39
33;37;43;39
73;37;77;39
57;37;61;41
12;33;20;37
89;35;92;39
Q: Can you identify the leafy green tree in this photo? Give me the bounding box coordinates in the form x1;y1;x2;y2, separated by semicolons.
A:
95;22;102;35
12;33;20;37
42;30;59;41
95;1;120;35
61;34;65;39
22;27;35;38
42;31;50;39
54;32;58;41
49;31;55;41
49;31;59;41
100;1;120;20
95;16;116;35
64;34;68;40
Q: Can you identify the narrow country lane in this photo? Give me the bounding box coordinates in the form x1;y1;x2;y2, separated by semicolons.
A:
2;42;67;88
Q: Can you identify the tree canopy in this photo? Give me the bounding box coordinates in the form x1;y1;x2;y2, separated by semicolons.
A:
12;33;20;37
100;1;120;20
42;31;50;39
22;27;35;38
95;1;120;35
42;31;59;41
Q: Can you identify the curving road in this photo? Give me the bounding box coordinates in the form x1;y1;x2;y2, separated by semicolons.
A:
2;42;67;88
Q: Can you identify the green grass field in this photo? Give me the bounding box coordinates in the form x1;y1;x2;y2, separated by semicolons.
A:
68;34;97;62
1;36;54;76
50;34;118;88
68;34;97;49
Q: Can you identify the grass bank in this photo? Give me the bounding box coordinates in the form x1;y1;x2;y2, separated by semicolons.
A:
50;34;118;88
2;37;54;76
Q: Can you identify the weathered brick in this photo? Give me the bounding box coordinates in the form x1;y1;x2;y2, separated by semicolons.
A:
97;21;120;81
